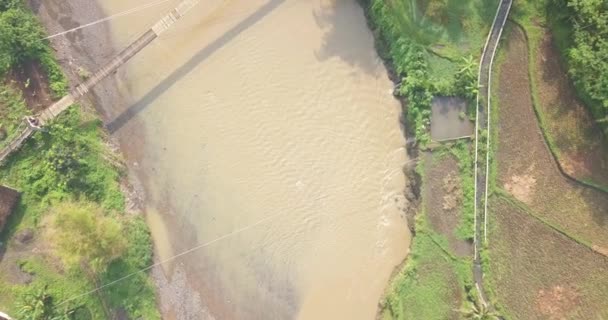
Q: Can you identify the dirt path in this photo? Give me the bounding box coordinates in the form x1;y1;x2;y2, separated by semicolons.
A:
472;0;512;305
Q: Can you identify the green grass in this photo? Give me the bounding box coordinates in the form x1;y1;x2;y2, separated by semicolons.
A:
0;84;30;149
380;226;471;320
380;151;475;320
487;197;608;319
372;0;499;60
0;109;159;318
448;141;475;240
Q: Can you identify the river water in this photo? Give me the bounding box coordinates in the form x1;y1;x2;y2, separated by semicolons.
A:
97;0;411;318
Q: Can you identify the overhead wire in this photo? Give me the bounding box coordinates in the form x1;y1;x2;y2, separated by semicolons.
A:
44;0;175;40
43;0;424;307
55;156;419;306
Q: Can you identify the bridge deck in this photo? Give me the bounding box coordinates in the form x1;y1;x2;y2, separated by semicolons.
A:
0;0;200;164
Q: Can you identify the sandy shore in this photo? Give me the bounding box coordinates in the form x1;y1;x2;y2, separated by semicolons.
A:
30;0;205;318
30;1;421;319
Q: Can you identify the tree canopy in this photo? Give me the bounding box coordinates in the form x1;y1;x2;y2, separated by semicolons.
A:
0;8;46;74
50;201;127;274
552;0;608;127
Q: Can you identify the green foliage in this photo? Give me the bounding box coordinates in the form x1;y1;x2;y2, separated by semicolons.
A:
0;8;47;74
369;4;434;143
457;298;501;319
395;41;434;144
0;4;67;96
0;107;157;318
0;84;30;146
39;50;68;98
101;217;160;319
550;0;608;129
16;286;75;320
454;55;479;101
366;1;435;144
365;0;496;144
450;141;475;240
0;0;22;11
51;201;127;274
2;108;125;211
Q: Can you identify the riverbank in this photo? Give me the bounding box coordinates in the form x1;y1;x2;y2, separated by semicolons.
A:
0;0;159;318
35;1;416;319
357;0;503;318
32;0;201;318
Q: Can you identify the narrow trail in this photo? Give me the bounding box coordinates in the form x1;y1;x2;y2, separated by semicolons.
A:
473;0;513;306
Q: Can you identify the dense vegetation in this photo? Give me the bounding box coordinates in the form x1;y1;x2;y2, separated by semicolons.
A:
0;0;67;97
363;0;494;144
1;108;159;319
0;0;159;318
362;0;499;319
550;0;608;130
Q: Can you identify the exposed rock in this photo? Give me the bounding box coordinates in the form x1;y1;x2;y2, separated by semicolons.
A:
0;186;20;233
15;228;34;244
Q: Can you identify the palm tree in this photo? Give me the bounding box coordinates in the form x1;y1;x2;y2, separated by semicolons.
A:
16;287;53;320
457;298;501;320
458;55;477;76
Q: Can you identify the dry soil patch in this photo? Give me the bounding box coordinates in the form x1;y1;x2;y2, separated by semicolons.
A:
488;197;608;320
423;152;472;256
496;25;608;249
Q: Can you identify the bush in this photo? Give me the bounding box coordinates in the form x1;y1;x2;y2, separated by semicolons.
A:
0;6;68;96
550;0;608;128
50;201;127;274
0;8;47;74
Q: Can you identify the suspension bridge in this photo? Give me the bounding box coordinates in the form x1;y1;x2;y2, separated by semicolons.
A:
0;0;199;163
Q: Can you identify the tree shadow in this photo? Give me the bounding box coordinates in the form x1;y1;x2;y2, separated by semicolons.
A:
312;0;379;75
394;0;445;47
106;0;287;133
475;0;500;26
445;0;469;43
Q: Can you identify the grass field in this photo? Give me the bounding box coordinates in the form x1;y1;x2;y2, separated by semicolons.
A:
486;17;608;319
509;0;608;189
494;24;608;251
488;196;608;319
366;0;499;317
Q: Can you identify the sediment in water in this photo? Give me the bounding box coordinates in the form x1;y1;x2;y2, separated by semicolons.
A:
357;0;422;235
33;1;417;318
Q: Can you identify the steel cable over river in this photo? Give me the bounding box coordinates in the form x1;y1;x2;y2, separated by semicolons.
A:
30;0;414;319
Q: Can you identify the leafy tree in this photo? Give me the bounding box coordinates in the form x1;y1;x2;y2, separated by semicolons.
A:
552;0;608;128
0;0;22;11
16;286;76;320
51;201;127;274
16;286;53;320
457;299;501;320
0;8;46;74
454;55;478;100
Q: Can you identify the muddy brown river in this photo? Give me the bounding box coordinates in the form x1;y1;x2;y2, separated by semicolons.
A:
94;0;411;318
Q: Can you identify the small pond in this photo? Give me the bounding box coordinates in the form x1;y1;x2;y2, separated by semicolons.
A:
431;96;474;141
